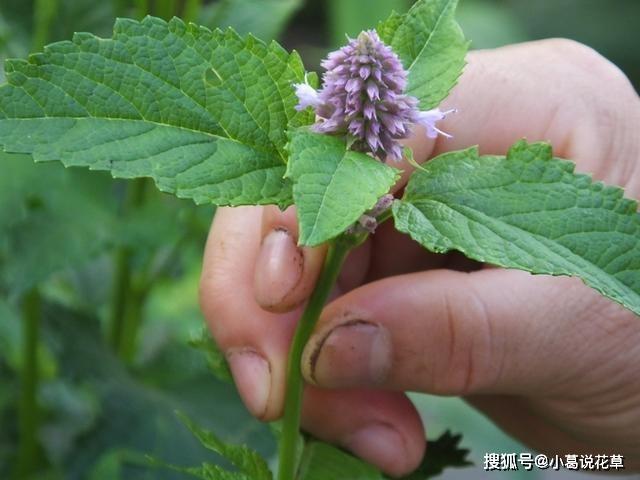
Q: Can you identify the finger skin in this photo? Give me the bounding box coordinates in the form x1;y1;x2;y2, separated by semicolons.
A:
434;39;640;190
302;269;634;395
301;387;426;477
200;206;326;420
466;394;640;469
200;207;298;419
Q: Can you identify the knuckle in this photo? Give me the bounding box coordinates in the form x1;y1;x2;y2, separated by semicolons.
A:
435;276;496;395
531;38;638;184
544;38;605;70
542;38;635;97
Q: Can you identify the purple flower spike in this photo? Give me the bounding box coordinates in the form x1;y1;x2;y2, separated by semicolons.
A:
294;30;454;162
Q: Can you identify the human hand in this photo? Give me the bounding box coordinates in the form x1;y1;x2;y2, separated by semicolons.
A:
200;39;640;476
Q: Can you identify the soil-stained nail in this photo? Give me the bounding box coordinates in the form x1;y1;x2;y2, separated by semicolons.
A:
254;228;303;308
304;320;392;388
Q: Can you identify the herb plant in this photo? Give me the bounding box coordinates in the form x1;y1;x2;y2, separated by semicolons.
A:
1;0;639;479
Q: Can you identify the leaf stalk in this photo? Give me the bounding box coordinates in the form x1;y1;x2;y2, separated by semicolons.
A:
108;178;147;361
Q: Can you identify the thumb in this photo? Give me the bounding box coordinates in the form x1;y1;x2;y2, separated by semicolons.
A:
301;267;628;396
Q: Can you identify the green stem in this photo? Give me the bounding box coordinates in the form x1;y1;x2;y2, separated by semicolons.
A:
155;0;177;19
376;206;394;226
108;179;147;359
180;0;202;23
112;0;130;17
134;0;150;18
277;235;357;480
15;288;41;479
108;246;132;351
32;0;58;51
119;287;147;362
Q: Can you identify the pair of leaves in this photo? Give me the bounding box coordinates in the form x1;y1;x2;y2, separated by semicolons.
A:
283;130;640;338
0;0;468;247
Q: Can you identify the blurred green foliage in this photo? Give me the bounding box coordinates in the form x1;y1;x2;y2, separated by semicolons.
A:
327;0;409;46
0;0;636;478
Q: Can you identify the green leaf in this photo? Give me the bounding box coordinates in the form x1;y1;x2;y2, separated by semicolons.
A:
88;449;149;480
397;431;471;479
176;412;272;480
393;140;640;316
30;302;274;479
149;457;251;480
296;441;384;480
0;152;115;297
0;16;313;208
39;380;101;464
378;0;468;109
188;330;233;384
286;130;400;246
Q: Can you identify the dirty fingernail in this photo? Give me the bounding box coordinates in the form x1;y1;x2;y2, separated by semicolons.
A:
345;423;408;473
254;228;303;308
227;349;271;419
304;321;392;388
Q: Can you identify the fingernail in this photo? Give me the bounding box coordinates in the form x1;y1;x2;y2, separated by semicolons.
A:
306;320;392;387
254;228;303;308
226;349;271;419
345;423;407;473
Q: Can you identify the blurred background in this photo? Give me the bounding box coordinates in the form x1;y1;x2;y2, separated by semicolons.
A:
0;0;638;479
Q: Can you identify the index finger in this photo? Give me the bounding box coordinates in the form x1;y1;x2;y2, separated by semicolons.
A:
199;207;295;420
200;206;327;420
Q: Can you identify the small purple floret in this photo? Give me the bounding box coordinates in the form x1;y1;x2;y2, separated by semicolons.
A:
293;81;322;111
294;30;455;162
415;108;457;139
